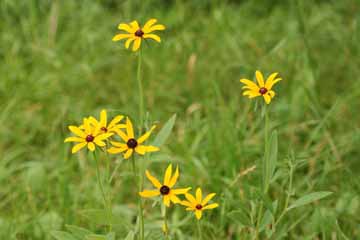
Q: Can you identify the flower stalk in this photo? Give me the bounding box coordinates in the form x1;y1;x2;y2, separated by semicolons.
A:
137;49;144;126
131;155;145;240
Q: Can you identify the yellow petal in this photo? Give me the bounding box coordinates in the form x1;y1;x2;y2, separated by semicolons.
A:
243;90;261;98
95;133;113;141
163;195;170;207
164;164;172;186
145;170;162;189
143;34;161;42
107;147;127;154
202;203;219;210
266;78;282;90
239;79;259;90
114;129;129;142
125;37;136;49
170;194;181;204
168;165;179;188
143;145;159;153
124;149;133;159
130;20;140;30
110;141;127;148
172;187;191;195
139;190;160;198
94;140;106;147
87;142;95;151
196;188;202;203
64;137;84;143
142;18;157;32
112;33;132;41
68;126;86;138
132;38;141;52
195;210;202;220
202;193;216;206
125;117;134;139
71;142;87;154
118;23;136;33
137;125;156;144
108;115;124;129
185;193;197;204
88;116;99;126
263;94;271;104
180;200;193;208
148;24;166;32
100;109;107;127
264;72;278;89
135;145;146;155
268;90;275;98
255;70;265;87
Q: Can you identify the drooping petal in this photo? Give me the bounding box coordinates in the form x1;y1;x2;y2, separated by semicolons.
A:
68;126;86;138
240;79;259;90
168;165;179;188
125;117;134;139
71;142;87;154
202;193;216;206
112;33;132;41
123;149;133;159
108;115;124;129
268;90;275;98
163;164;172;186
114;129;129;142
64;137;85;143
172;188;191;195
125;37;136;49
185;193;197;204
145;170;162;189
170;194;181;204
137;125;156;144
118;23;136;33
263;94;271;104
195;210;202;220
148;24;166;32
196;188;202;203
100;109;107;127
108;147;128;154
163;195;170;207
264;72;278;89
255;70;265;87
87;142;96;151
139;190;160;198
132;38;141;52
202;203;219;210
143;34;161;42
142;18;157;32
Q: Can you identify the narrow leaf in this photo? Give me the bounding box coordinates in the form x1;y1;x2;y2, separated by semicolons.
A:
51;231;77;240
288;191;332;210
152;114;176;147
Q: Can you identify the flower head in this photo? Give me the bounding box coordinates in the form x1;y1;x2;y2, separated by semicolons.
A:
64;118;113;154
181;188;219;220
107;117;159;159
86;109;125;134
240;70;282;104
139;164;191;207
112;18;165;51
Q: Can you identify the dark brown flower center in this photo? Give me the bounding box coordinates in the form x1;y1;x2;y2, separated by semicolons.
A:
135;29;144;37
259;87;268;95
86;135;94;142
127;138;138;148
101;127;107;132
160;185;170;195
195;204;203;210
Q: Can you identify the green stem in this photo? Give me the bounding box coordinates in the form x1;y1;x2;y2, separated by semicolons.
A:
93;151;112;232
137;49;144;125
163;205;169;239
131;155;144;240
197;220;202;240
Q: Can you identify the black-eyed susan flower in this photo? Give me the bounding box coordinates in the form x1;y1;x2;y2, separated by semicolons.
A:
240;70;282;104
112;18;165;51
86;109;126;134
107;117;159;159
139;164;191;207
181;188;219;220
64;118;113;154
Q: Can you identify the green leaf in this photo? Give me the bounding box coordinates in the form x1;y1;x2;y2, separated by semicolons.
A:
263;130;278;192
227;210;252;226
79;209;107;225
124;231;135;240
85;233;114;240
152;114;176;147
288;192;332;210
51;231;77;240
259;210;273;232
65;225;92;239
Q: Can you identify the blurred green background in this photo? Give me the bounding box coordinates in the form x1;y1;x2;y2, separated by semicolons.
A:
0;0;359;239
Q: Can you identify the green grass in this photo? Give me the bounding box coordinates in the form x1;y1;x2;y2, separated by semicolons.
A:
1;0;360;239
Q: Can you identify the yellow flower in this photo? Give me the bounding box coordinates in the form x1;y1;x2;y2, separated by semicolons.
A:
86;109;125;134
240;70;282;104
107;117;159;159
139;164;191;207
181;188;219;220
64;118;113;154
112;18;165;51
